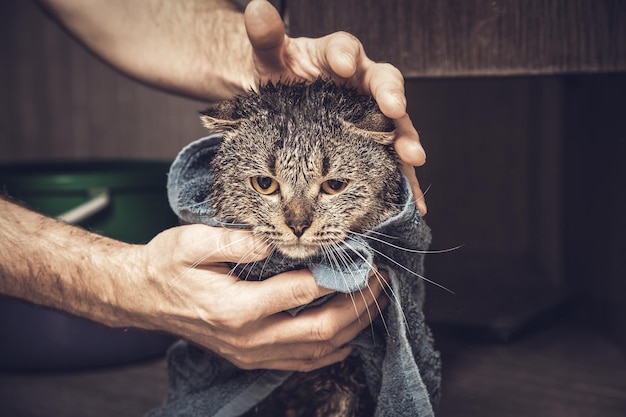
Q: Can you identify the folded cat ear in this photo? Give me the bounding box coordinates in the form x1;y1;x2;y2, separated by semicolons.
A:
345;111;396;145
200;101;242;131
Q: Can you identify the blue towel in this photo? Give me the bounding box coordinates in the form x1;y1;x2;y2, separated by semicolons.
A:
149;134;441;417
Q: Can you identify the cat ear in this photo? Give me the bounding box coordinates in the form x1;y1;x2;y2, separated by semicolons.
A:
199;101;242;132
345;111;396;145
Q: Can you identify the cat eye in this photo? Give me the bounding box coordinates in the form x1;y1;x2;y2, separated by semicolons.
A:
321;179;349;195
251;176;279;195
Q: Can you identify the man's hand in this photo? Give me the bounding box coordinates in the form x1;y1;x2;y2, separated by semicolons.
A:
244;0;427;214
133;225;389;371
37;0;428;214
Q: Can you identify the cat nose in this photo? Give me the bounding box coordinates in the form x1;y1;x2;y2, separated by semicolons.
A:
284;200;312;238
288;223;309;238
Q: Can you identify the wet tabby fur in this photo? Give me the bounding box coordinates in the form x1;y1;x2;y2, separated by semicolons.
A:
201;79;403;417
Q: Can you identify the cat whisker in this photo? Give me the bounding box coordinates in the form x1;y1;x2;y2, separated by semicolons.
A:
361;229;401;240
325;243;388;339
344;238;420;338
413;183;432;205
349;231;464;254
211;218;252;229
251;245;279;281
421;183;432;198
345;236;455;294
320;244;361;319
360;267;393;338
227;234;277;281
331;244;370;294
333;242;394;331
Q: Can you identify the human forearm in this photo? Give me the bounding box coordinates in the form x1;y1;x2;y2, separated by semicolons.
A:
35;0;254;101
0;197;383;371
0;197;139;327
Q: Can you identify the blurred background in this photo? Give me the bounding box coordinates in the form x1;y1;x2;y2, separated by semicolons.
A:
1;1;625;416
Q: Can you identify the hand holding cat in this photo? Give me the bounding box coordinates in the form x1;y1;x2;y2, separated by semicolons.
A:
244;0;428;214
38;0;428;213
138;225;389;371
0;187;386;372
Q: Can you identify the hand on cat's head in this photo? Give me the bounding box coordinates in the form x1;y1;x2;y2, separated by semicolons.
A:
244;0;427;215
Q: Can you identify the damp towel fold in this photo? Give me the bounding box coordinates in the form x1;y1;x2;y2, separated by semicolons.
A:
148;134;441;417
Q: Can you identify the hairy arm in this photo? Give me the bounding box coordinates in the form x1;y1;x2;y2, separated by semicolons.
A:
36;0;255;101
0;197;385;370
36;0;427;213
0;197;139;326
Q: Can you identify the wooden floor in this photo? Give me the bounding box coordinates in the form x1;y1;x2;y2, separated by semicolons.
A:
1;312;625;417
434;318;626;417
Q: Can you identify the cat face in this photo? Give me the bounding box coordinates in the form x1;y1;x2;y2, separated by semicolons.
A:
205;80;402;260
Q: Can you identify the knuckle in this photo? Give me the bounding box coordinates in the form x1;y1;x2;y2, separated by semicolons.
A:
229;335;256;351
228;352;257;370
290;280;318;307
371;63;403;88
311;342;334;361
296;361;318;373
333;30;360;45
212;312;249;333
215;232;236;260
214;229;252;262
378;61;402;75
311;316;340;342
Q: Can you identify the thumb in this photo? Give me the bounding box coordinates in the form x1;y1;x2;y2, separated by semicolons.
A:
239;269;335;315
174;225;271;264
244;0;286;71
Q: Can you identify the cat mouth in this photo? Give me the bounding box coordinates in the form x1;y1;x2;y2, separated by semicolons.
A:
274;242;322;260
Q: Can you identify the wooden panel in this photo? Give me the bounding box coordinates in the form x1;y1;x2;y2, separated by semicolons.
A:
288;0;626;77
0;1;208;164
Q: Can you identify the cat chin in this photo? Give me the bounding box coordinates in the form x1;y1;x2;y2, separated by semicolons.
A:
275;243;321;260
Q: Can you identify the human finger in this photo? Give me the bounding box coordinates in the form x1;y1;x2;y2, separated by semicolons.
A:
322;31;362;79
364;62;408;120
226;282;389;371
225;277;389;370
400;163;427;215
246;271;389;348
392;114;427;215
393;113;426;167
175;224;271;264
237;269;336;317
244;0;286;74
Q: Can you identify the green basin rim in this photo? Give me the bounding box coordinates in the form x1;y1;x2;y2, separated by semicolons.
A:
0;160;173;191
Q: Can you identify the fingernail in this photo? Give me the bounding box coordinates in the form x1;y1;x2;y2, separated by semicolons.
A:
409;141;426;165
339;52;357;76
391;91;406;109
417;199;428;216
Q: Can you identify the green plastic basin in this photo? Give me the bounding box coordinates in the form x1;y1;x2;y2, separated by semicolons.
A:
0;160;179;371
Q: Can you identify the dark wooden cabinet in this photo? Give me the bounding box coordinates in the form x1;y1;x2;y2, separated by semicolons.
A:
288;0;626;77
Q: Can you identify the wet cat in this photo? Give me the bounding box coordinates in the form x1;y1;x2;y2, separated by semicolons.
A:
201;79;403;417
157;78;440;417
203;79;402;262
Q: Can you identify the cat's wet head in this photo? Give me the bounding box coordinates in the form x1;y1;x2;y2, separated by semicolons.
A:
204;79;403;260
